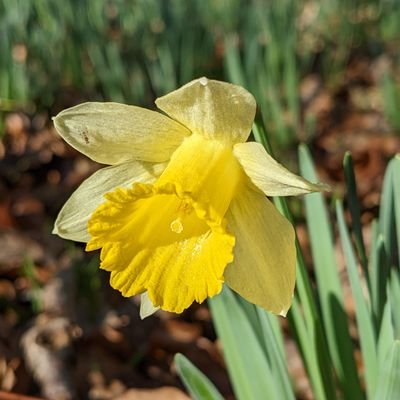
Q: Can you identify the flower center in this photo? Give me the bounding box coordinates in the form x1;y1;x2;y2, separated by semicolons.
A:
170;201;193;233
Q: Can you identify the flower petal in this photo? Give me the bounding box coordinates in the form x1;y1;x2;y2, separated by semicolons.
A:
53;102;190;164
140;292;159;319
224;184;296;316
53;161;166;242
155;77;256;145
234;142;328;196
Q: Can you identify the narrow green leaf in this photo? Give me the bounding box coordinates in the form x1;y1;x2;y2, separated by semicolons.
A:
174;353;224;400
388;271;400;338
391;155;400;267
374;341;400;400
255;308;295;400
232;294;294;399
290;297;338;400
369;224;390;330
283;43;299;130
234;295;268;356
336;200;378;398
299;145;362;399
252;120;271;153
376;298;394;370
265;77;292;146
379;156;398;268
259;308;285;360
209;287;281;400
343;152;368;280
223;35;246;87
381;73;400;131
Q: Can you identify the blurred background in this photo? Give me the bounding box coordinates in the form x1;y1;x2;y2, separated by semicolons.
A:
0;1;399;399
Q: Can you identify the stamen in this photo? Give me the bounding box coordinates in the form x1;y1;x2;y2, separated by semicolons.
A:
170;217;184;233
170;201;194;233
179;201;192;213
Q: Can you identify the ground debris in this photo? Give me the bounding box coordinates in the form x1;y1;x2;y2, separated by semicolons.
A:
21;316;76;400
113;387;190;400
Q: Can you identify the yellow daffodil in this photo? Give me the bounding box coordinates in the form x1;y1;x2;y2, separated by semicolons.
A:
53;77;323;318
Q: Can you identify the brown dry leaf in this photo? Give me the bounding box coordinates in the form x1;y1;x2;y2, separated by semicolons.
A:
114;387;190;400
88;372;126;400
0;201;15;228
0;357;18;391
0;280;16;301
12;196;44;218
0;141;5;159
165;320;202;343
5;113;29;155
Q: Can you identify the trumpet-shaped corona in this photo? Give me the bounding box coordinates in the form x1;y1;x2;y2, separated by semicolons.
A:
87;134;241;312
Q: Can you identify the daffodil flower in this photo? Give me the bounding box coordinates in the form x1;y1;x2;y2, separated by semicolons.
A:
53;77;323;318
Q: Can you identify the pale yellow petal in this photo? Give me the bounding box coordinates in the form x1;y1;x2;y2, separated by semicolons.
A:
234;142;327;196
53;161;166;242
224;184;296;316
53;102;190;164
155;77;256;145
140;292;159;319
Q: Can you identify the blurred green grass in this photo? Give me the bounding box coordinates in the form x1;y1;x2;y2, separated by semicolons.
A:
1;0;400;141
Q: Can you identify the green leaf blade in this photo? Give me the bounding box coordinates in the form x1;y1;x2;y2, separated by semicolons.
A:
336;200;378;398
209;287;282;400
174;353;224;400
299;144;362;399
374;341;400;400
